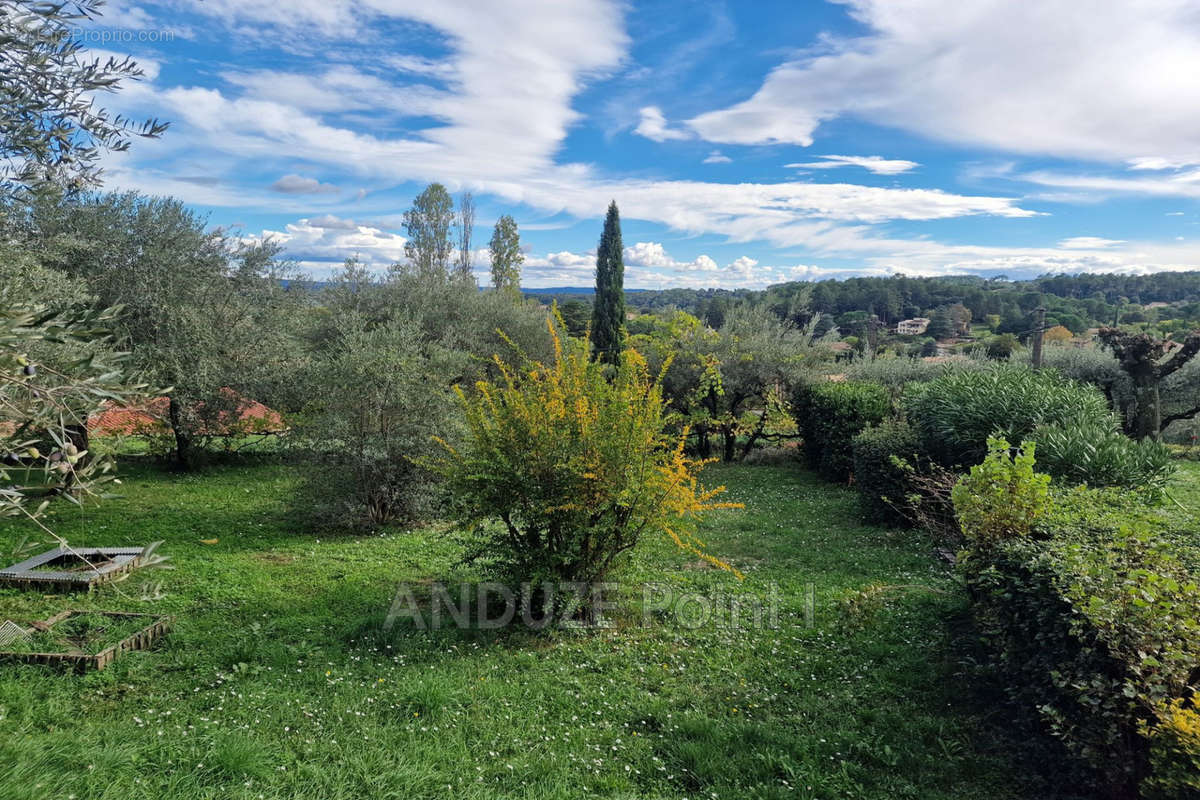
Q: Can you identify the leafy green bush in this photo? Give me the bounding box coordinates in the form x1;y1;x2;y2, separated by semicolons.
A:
1031;419;1176;497
958;484;1200;797
952;438;1050;546
904;364;1111;468
295;317;464;527
792;380;890;482
851;420;921;525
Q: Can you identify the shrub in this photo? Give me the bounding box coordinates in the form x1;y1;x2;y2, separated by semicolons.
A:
432;321;739;596
845;356;968;396
295;317;463;527
952;438;1050;546
904;364;1111;468
1031;419;1175;497
959;484;1200;796
851;420;921;525
792;379;890;482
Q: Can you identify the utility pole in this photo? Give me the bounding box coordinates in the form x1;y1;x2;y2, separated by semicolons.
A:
1031;306;1046;370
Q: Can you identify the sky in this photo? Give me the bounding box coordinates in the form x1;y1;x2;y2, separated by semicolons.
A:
83;0;1200;289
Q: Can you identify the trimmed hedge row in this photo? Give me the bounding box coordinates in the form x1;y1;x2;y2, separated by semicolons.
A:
956;453;1200;798
791;379;890;483
851;419;920;525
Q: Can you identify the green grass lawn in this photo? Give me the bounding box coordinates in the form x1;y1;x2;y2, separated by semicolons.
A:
0;457;1102;799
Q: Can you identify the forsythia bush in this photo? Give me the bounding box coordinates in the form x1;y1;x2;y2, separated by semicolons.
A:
433;320;740;589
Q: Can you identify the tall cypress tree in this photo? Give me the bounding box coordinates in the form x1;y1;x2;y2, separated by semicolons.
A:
591;201;625;364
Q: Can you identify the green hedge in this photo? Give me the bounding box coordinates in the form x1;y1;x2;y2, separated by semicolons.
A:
960;486;1200;798
904;364;1111;469
851;419;920;525
792;380;890;482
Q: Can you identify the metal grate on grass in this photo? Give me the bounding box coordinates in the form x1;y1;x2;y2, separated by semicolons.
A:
0;610;172;672
0;546;149;591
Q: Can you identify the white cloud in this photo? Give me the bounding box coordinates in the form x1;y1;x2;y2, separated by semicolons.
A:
1127;157;1197;171
250;218;408;267
270;174;340;194
633;106;690;142
786;155;918;175
623;241;719;272
1021;168;1200;199
702;150;732;164
222;66;446;116
386;54;457;79
687;0;1200;164
307;214;360;230
1059;236;1124;249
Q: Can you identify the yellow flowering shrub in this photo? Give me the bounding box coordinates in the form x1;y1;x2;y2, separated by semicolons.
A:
1142;699;1200;798
432;318;740;590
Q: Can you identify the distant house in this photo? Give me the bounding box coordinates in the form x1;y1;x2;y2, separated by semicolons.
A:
896;317;930;336
89;389;286;437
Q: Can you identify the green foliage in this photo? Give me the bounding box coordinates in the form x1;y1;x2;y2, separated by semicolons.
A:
402;182;454;280
851;419;921;525
629;305;820;461
1031;419;1175;497
432;321;737;590
952;438;1050;545
295;316;460;526
846;354;986;397
904;363;1111;468
0;0;167;195
960;482;1200;796
488;214;523;295
983;333;1020;360
298;261;555;527
793;379;891;482
28;191;307;467
591;201;625;366
0;301;141;522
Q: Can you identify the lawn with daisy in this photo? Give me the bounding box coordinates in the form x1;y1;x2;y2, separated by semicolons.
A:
0;456;1114;799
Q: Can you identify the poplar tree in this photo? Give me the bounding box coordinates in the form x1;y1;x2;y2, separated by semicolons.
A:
453;191;475;284
402;183;453;280
591;201;625;365
488;214;523;296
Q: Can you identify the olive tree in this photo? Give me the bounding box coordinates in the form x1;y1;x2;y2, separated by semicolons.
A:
1098;328;1200;440
1;0;166;196
31;192;306;466
1;301;141;523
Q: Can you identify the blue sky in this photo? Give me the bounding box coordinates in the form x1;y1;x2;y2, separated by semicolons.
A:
86;0;1200;288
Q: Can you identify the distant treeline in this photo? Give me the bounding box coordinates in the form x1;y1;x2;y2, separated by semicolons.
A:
533;272;1200;335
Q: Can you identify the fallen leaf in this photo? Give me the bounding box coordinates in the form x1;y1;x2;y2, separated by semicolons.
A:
199;538;219;545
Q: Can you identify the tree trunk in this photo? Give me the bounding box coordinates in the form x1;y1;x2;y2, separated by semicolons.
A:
167;396;193;469
722;425;736;462
1133;381;1161;441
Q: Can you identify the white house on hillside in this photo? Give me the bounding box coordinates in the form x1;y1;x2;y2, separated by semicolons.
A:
896;317;931;335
